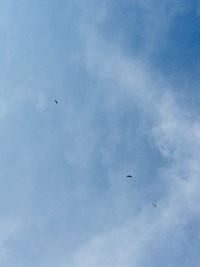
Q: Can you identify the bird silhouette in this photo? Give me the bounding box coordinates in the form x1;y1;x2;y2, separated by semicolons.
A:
54;100;58;104
126;175;132;178
152;203;157;208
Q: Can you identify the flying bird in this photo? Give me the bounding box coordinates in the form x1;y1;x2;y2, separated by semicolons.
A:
54;100;58;104
152;203;157;208
126;175;132;178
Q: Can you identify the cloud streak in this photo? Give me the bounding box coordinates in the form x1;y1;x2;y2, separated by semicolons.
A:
0;1;199;267
56;2;200;267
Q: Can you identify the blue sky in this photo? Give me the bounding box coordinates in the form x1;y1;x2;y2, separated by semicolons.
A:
0;1;200;266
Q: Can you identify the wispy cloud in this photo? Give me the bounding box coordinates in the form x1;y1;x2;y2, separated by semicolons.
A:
55;2;200;267
0;1;199;266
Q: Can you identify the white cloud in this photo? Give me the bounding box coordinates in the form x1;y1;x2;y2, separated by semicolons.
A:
0;1;198;266
55;2;200;266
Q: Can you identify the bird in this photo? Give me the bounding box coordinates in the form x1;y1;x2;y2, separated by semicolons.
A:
152;203;157;208
54;100;58;104
126;175;132;178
